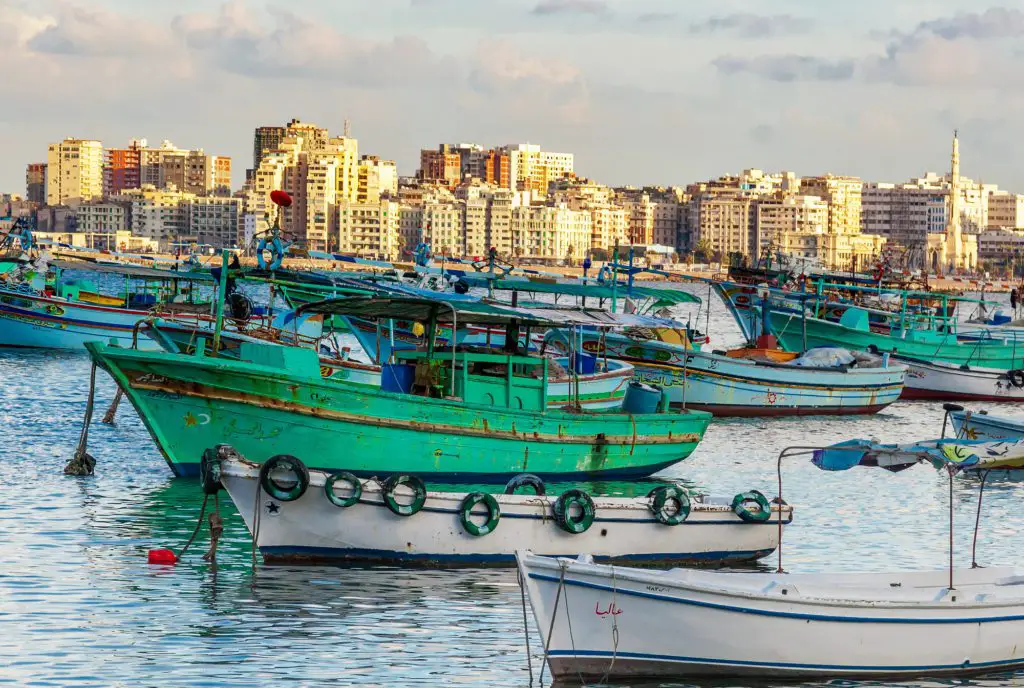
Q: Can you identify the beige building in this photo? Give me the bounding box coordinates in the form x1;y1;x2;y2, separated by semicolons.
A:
337;200;401;258
357;156;398;203
509;204;591;262
247;120;359;251
800;175;863;235
987;192;1024;230
186;196;243;248
75;201;129;234
755;195;828;258
502;144;574;196
46;138;104;205
113;185;194;249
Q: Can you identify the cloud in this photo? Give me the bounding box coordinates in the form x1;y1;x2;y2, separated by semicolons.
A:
690;14;814;38
26;2;169;56
713;55;855;82
637;12;676;23
172;1;452;85
912;6;1024;40
531;0;607;17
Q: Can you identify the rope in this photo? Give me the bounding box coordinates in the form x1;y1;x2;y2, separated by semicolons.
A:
251;477;262;572
538;563;566;687
65;362;98;475
518;569;534;687
100;389;124;425
178;494;209;558
203;493;223;563
597;565;620;685
560;566;585;686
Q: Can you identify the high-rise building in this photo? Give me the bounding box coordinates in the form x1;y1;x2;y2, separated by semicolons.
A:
46;138;104;206
337;200;401;258
357;156;398;203
253;126;287;170
104;139;146;196
25;163;46;204
800;175;863;235
419;146;463;188
185;196;243;248
247;121;359;251
987;192;1024;230
159;149;232;196
502;144;574;195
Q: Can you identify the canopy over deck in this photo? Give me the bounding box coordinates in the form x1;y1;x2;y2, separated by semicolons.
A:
51;259;215;282
812;438;1024;473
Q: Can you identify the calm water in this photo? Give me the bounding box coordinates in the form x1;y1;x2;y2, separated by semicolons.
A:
2;285;1024;686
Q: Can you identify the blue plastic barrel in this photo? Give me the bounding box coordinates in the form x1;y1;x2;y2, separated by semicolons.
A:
381;364;415;393
574;353;597;375
622;382;662;414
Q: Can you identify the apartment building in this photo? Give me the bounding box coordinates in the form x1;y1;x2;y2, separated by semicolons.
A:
46;138;104;205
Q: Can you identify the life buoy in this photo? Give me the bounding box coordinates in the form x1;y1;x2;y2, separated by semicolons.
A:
731;490;772;523
325;471;362;507
259;454;309;502
459;492;501;536
1008;370;1024;388
504;473;546;496
382;474;427;516
256;236;289;271
199;445;225;495
648;485;691;525
552;489;596;534
734;294;750;306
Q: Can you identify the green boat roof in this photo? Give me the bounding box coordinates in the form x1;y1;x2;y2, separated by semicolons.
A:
460;274;700;304
298;295;555;325
52;259;215;282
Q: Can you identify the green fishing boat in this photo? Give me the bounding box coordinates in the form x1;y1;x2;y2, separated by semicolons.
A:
86;295;711;479
767;307;1024;370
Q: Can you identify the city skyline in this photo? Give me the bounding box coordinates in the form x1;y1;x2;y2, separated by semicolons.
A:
2;1;1024;193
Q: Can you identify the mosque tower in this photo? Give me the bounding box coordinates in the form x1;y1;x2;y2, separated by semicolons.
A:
944;130;962;269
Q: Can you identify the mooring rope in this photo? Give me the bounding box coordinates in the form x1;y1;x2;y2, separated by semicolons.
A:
538;563;566;687
178;494;209;559
100;389;124;425
597;566;620;685
65;362;98;476
518;569;534;687
203;493;223;563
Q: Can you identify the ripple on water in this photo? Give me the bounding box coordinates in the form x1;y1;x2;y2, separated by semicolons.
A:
2;288;1024;686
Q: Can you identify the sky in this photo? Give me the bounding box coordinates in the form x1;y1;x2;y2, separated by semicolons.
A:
3;0;1024;193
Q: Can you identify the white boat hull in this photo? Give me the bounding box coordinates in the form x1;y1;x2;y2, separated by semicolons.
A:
518;552;1024;680
950;410;1024;441
220;460;790;567
903;359;1024;401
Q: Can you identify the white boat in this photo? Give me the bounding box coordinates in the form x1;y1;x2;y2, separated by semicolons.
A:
517;436;1024;681
517;551;1024;680
547;330;906;417
949;409;1024;441
214;451;792;566
902;358;1024;401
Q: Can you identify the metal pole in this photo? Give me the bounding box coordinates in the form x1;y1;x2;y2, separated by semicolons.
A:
971;470;991;569
610;243;619;313
948;469;955;590
212;250;229;355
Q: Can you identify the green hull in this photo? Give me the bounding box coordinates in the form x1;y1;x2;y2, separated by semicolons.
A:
768;310;1024;370
86;343;711;480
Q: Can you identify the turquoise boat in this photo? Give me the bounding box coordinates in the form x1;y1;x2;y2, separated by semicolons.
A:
86;296;711;479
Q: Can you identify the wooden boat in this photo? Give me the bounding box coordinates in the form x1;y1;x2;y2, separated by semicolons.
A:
767;307;1024;370
0;258;215;350
517;438;1024;682
211;448;791;566
546;330;906;417
86;296;711;478
949;409;1024;441
145;318;635;410
902;358;1024;401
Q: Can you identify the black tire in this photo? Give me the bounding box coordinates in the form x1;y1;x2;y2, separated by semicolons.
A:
200;446;224;495
259;455;309;502
552;489;596;534
325;472;362;507
504;473;546;496
382;474;427;516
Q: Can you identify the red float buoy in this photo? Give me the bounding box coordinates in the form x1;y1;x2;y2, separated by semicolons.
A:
148;548;178;565
270;190;293;208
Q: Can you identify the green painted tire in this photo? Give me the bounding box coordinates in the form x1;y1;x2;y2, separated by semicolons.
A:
552;489;596;534
648;485;691;525
325;471;362;507
459;492;501;536
259;455;309;502
732;490;772;523
383;474;427;517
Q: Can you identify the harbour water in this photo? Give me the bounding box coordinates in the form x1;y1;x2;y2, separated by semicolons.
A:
3;289;1024;686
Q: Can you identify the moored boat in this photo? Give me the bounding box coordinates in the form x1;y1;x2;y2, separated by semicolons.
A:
546;329;906;417
949;409;1024;441
210;447;790;567
86;295;711;478
901;358;1024;401
517;437;1024;682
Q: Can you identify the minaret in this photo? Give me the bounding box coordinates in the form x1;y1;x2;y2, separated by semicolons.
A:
944;130;962;268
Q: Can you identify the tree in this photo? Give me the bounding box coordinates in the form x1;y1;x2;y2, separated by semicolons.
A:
692;239;713;263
